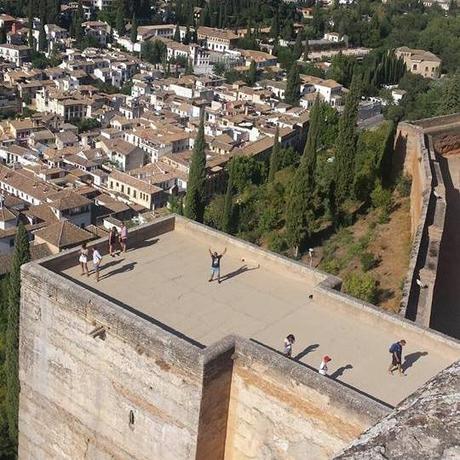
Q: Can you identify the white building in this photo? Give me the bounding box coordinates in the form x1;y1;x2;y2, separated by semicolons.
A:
0;44;31;65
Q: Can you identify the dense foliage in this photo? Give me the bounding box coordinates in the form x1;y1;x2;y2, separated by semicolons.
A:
184;116;207;222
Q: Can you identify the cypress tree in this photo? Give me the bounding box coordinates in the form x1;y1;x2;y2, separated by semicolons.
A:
38;0;46;24
268;126;281;182
130;14;138;43
38;23;47;51
184;115;207;222
174;24;181;42
28;0;34;48
185;58;194;75
284;63;301;106
221;160;235;233
293;31;303;61
285;98;321;256
246;60;257;86
116;0;126;36
270;13;279;38
183;25;191;45
73;0;83;43
334;73;361;209
303;39;310;62
5;223;30;446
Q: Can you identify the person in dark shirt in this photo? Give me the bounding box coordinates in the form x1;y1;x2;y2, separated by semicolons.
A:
388;339;406;375
208;247;227;283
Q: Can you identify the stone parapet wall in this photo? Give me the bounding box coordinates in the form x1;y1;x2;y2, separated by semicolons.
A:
225;339;389;460
335;359;460;459
19;215;460;459
395;115;460;326
19;258;203;460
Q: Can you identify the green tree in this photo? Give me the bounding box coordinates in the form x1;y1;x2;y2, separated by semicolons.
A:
130;15;138;43
183;25;191;45
284;63;301;106
268;126;281;183
285;98;321;256
246;60;257;86
303;39;310;62
38;23;47;52
184;116;206;222
334;73;361;209
185;59;194;75
270;13;279;38
28;0;34;48
5;223;30;447
343;272;377;303
221;161;235;233
293;30;303;61
116;0;126;36
174;24;180;42
439;73;460;115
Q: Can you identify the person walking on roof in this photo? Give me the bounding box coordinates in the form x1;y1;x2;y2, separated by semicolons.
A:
119;222;128;253
284;334;296;357
388;340;406;375
319;355;332;376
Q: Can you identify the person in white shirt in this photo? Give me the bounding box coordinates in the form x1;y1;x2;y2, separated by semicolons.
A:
92;247;103;282
319;355;332;375
283;334;296;357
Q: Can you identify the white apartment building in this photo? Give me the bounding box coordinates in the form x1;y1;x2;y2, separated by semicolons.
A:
0;44;31;65
92;0;113;10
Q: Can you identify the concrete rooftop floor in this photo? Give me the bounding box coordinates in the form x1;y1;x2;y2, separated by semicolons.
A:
62;227;455;407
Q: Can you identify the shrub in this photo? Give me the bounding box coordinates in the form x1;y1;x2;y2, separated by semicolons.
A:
371;182;393;210
321;258;341;275
267;232;287;254
360;252;377;271
343;271;377;304
371;182;393;224
396;175;412;197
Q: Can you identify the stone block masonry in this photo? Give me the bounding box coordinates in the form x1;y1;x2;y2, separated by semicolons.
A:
19;262;204;460
18;215;460;459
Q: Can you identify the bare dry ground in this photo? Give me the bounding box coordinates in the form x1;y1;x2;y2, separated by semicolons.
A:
312;194;411;313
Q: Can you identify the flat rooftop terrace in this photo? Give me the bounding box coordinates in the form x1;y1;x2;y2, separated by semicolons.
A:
52;217;459;407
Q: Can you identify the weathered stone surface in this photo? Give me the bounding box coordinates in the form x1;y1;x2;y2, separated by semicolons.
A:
18;216;460;460
335;360;460;460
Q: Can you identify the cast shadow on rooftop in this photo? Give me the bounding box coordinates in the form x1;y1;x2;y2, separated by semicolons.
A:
127;237;160;252
402;351;428;373
294;343;319;360
330;364;353;380
219;264;260;283
100;261;138;280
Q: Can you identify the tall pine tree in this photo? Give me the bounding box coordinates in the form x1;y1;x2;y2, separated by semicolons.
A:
334;73;361;209
284;63;301;106
5;223;30;447
116;0;126;36
246;60;257;86
268;126;281;182
184;115;207;222
293;31;303;61
285;98;321;256
221;160;235;233
28;0;34;48
131;15;138;43
174;24;181;42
